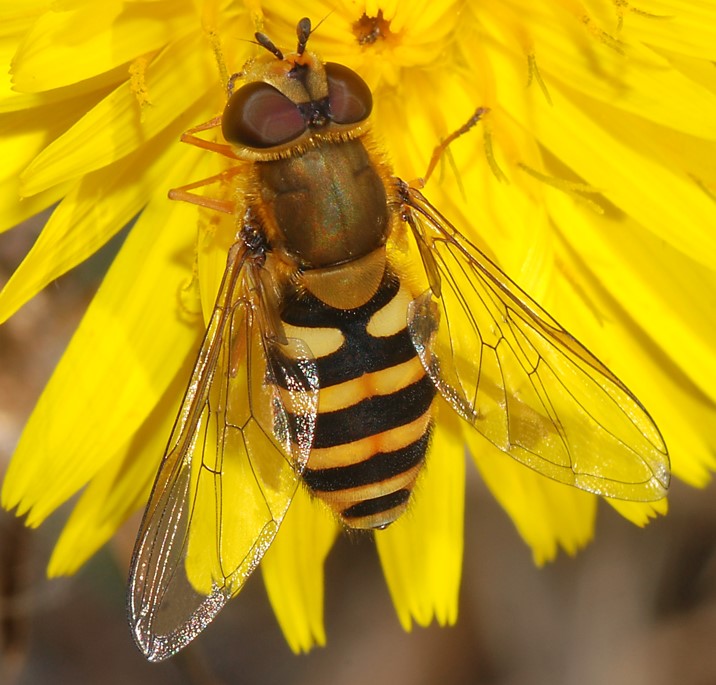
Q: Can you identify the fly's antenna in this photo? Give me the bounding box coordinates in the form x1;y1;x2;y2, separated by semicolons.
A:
255;31;283;60
313;13;332;35
296;17;312;55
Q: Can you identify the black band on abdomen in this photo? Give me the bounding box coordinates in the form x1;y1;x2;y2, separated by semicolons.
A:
341;489;411;520
308;374;435;449
303;431;430;492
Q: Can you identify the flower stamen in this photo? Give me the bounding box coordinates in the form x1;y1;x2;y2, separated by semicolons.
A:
483;125;507;184
129;57;153;118
518;163;605;214
526;53;552;106
613;1;674;32
690;174;716;204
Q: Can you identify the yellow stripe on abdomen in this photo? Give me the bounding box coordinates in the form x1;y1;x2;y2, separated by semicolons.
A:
278;267;437;529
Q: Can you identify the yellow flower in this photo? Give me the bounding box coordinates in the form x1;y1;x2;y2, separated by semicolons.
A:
2;0;715;656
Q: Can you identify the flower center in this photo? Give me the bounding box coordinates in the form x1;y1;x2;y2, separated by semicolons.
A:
352;11;395;46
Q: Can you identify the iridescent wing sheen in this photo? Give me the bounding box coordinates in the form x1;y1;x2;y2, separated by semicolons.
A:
399;182;670;501
127;241;318;662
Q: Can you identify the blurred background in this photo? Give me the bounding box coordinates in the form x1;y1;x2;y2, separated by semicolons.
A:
2;215;716;685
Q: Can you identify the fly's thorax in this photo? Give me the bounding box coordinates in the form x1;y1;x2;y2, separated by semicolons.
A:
256;137;390;269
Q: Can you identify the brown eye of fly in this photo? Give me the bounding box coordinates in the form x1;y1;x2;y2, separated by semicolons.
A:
222;81;307;149
325;62;373;124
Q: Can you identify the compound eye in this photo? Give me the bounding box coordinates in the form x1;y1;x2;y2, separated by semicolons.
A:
325;62;372;124
222;81;307;149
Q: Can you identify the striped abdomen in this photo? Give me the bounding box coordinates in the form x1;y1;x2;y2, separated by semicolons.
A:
281;269;436;529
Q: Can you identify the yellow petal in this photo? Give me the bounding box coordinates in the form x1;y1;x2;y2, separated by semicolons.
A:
0;5;43;105
564;333;713;490
607;496;668;527
375;404;465;629
523;4;716;139
0;179;67;234
467;429;597;565
11;0;195;92
1;151;203;525
546;200;716;487
0;6;129;112
0;102;208;323
0;68;129;114
536;83;716;269
622;0;716;60
0;88;105;200
261;488;339;653
650;45;716;95
47;362;191;576
20;30;215;196
549;194;716;424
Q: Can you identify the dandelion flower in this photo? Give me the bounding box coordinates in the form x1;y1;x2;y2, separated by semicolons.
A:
2;0;716;656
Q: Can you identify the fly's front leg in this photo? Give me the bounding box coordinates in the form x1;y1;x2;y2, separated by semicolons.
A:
179;116;239;159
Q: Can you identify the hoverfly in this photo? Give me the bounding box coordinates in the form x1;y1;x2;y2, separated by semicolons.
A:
128;17;670;661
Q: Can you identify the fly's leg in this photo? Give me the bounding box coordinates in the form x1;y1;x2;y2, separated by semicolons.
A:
411;107;490;189
168;164;245;214
179;117;239;159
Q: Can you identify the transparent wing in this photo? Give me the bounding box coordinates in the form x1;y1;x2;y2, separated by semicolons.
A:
127;242;318;662
399;182;669;501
